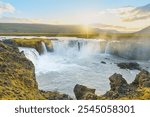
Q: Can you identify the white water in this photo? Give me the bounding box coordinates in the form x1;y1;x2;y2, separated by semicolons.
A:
19;37;150;98
41;41;48;54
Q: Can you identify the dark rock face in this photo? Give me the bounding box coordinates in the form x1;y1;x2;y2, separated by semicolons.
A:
74;84;97;100
117;62;141;70
132;70;150;88
104;73;131;99
109;73;129;92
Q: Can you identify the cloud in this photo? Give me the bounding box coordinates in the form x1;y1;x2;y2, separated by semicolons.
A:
0;1;15;15
0;16;64;25
99;6;135;15
121;4;150;22
99;4;150;22
92;23;127;30
91;23;139;32
0;16;42;23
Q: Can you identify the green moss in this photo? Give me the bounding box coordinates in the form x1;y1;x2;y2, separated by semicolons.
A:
12;38;53;54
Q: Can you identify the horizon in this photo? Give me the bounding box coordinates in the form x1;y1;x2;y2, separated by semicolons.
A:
0;0;150;32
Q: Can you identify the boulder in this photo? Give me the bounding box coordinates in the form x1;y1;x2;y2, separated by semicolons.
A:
131;70;150;88
74;84;97;100
101;61;106;64
104;73;130;99
117;62;141;70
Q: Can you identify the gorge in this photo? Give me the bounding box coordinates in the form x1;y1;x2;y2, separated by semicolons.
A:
12;37;150;98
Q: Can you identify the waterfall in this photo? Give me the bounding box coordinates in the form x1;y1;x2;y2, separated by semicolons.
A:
15;37;150;97
105;41;111;54
51;39;101;58
41;42;48;54
19;38;150;62
19;47;39;65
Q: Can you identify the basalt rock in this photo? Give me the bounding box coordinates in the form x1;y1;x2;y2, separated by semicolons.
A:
74;84;97;100
131;70;150;88
117;62;141;70
104;73;132;99
101;61;106;64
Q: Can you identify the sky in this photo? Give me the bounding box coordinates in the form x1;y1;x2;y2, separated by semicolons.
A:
0;0;150;32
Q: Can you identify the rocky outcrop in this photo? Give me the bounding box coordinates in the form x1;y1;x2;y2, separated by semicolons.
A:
104;73;134;99
3;38;53;55
74;84;97;100
131;70;150;88
117;62;141;70
0;42;71;100
74;70;150;100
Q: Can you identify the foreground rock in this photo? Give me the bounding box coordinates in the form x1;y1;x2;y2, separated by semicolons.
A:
117;62;141;70
74;84;97;100
131;70;150;88
74;70;150;100
103;74;135;99
0;42;71;100
3;38;53;55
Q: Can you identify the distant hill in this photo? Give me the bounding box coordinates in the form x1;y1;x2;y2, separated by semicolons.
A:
0;23;120;35
0;23;88;34
136;26;150;34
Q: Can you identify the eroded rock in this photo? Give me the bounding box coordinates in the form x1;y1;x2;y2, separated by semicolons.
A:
104;73;131;99
74;84;97;100
132;70;150;88
117;62;141;70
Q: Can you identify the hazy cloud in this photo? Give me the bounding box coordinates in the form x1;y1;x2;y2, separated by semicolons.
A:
99;6;135;15
0;16;42;23
0;1;15;15
121;4;150;22
98;4;150;22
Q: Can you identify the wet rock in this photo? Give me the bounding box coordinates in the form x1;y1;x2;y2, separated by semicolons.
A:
131;70;150;88
101;61;106;64
117;62;141;70
74;84;96;100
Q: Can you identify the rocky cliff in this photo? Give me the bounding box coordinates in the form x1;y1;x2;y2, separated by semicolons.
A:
0;42;71;100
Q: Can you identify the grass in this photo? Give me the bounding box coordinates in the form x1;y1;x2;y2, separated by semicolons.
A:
1;33;150;40
12;38;53;54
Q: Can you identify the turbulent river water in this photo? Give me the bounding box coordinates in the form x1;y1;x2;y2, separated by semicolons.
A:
9;37;150;98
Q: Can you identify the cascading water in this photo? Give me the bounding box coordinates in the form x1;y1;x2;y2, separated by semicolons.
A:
51;39;101;58
41;41;48;54
105;41;111;54
19;47;39;65
18;38;150;98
